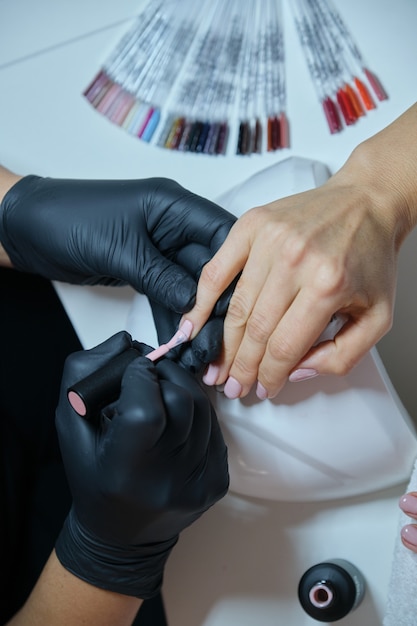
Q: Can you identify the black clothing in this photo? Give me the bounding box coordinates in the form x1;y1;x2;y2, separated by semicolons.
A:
0;268;167;625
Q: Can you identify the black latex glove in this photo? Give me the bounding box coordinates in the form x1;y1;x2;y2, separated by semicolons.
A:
55;331;229;599
0;175;235;313
150;242;238;374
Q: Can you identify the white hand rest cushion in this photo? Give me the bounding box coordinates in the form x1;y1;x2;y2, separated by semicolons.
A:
56;157;417;501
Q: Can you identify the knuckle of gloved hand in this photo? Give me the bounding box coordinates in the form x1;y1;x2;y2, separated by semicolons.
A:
191;329;222;366
62;349;88;380
149;176;182;200
162;385;194;419
178;348;203;374
153;273;195;313
119;399;164;431
212;209;237;234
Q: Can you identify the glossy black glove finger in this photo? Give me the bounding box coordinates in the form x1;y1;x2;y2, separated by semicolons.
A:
107;358;194;464
173;241;237;317
173;242;210;277
155;358;229;517
142;178;236;254
103;361;217;524
183;316;224;369
154;357;214;454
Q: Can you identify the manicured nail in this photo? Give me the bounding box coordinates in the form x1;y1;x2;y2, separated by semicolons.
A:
177;319;193;342
288;368;319;383
401;524;417;548
256;382;268;400
203;364;220;386
224;376;242;399
399;492;417;516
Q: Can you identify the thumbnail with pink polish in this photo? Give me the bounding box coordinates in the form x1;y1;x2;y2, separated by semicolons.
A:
224;377;242;399
203;364;220;386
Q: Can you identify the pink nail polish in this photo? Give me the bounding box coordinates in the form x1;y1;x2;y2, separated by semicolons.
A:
401;524;417;548
399;493;417;516
289;368;319;383
203;364;220;386
177;319;193;342
224;376;242;399
256;382;268;400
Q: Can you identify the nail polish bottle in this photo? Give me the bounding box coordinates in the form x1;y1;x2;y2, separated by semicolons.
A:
298;558;365;622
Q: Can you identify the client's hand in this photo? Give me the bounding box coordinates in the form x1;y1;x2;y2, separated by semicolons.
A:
55;331;229;599
184;104;417;399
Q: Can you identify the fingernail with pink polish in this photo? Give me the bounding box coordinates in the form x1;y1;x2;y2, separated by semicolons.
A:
203;364;220;386
401;524;417;548
180;318;193;335
224;376;242;399
256;382;268;400
399;493;417;516
289;368;319;383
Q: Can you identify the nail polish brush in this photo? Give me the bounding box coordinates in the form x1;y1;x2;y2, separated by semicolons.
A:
67;321;193;419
